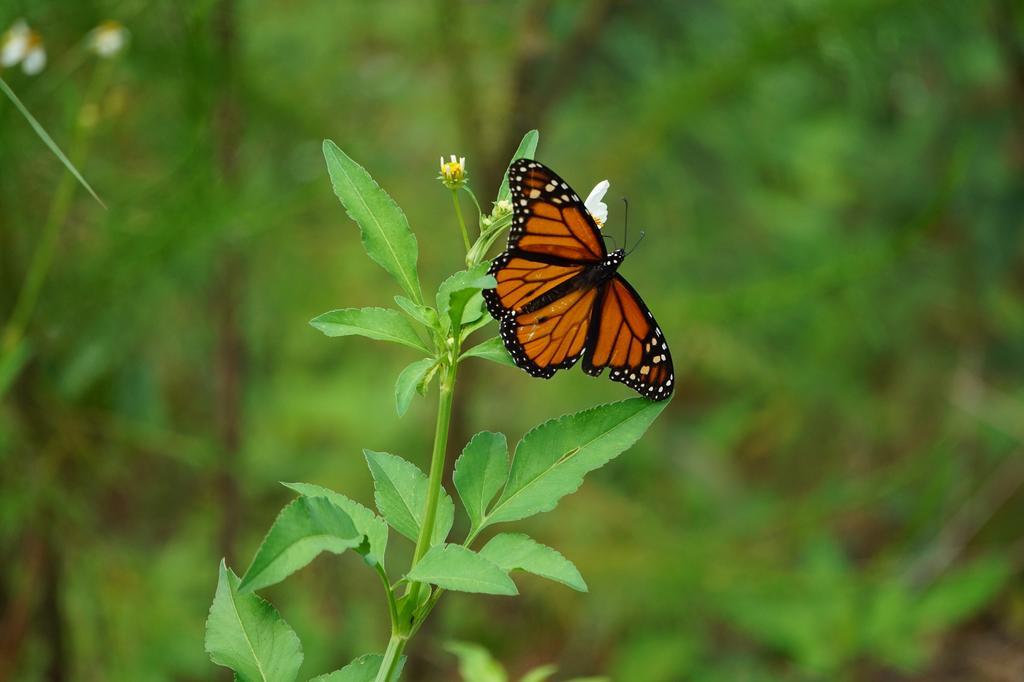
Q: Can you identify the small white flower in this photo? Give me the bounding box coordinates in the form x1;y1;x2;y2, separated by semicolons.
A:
585;179;610;227
492;198;512;217
1;19;33;69
438;154;468;188
1;19;45;75
21;37;45;75
88;20;128;58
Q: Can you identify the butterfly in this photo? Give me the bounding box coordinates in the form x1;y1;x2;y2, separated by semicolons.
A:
482;159;674;401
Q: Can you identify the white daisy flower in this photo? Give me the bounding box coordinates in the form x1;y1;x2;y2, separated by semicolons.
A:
585;179;610;227
88;20;128;58
21;35;45;75
1;19;32;70
438;154;468;189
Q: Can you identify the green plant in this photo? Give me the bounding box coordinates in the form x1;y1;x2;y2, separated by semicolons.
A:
446;640;609;682
203;131;668;682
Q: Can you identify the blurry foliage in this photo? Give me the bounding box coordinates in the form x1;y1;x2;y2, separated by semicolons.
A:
1;0;1023;680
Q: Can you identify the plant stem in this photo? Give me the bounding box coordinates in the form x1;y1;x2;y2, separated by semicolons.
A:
375;564;400;631
461;185;483;221
451;189;471;252
2;61;112;357
375;632;406;682
377;358;458;682
412;359;458;567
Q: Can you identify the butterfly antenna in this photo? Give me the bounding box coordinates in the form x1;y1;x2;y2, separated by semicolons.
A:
602;232;619;248
626;229;647;256
621;197;630;249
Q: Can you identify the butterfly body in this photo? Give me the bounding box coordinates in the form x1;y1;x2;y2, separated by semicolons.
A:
483;159;675;401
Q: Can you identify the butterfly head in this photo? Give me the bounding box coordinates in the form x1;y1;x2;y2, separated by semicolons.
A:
607;248;626;266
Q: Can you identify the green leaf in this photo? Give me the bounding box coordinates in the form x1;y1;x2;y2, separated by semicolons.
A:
453;432;508;532
0;339;31;400
281;482;389;569
459;295;494;341
311;653;406;682
446;641;508;682
460;336;515;368
205;560;303;682
519;665;558;682
395;358;437;417
407;544;518;596
479;533;587;592
436;264;496;332
364;450;454;545
239;497;362;593
0;77;105;208
416;361;440;396
323;140;422;302
394;295;437;328
484;398;668;526
310;307;429;353
916;555;1010;631
460;291;487;326
496;129;539;203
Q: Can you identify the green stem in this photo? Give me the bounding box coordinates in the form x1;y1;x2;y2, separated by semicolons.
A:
1;159;78;354
466;212;511;268
412;360;457;566
451;189;471;252
2;61;112;356
374;632;407;682
460;185;483;222
375;563;399;631
378;177;476;681
379;358;458;682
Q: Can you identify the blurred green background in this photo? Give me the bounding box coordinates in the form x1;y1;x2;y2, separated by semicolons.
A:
2;1;1024;680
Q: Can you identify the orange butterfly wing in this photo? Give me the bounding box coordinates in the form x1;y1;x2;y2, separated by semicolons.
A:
505;160;606;263
582;275;674;400
484;253;586;321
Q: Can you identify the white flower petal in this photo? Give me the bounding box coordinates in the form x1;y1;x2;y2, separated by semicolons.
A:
1;20;31;67
22;45;45;75
585;179;610;226
90;23;128;58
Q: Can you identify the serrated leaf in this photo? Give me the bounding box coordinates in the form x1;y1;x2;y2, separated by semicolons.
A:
310;653;406;682
436;264;496;332
323;140;422;302
453;432;508;532
281;482;389;569
479;533;587;592
394;295;437;328
310;307;429;353
446;641;507;682
395;358;437;417
460;336;515;368
239;497;362;593
496;130;539;203
364;450;454;545
205;561;303;682
484;398;668;526
407;544;518;596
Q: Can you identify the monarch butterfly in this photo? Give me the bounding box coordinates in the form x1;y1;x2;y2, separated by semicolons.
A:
482;159;674;401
